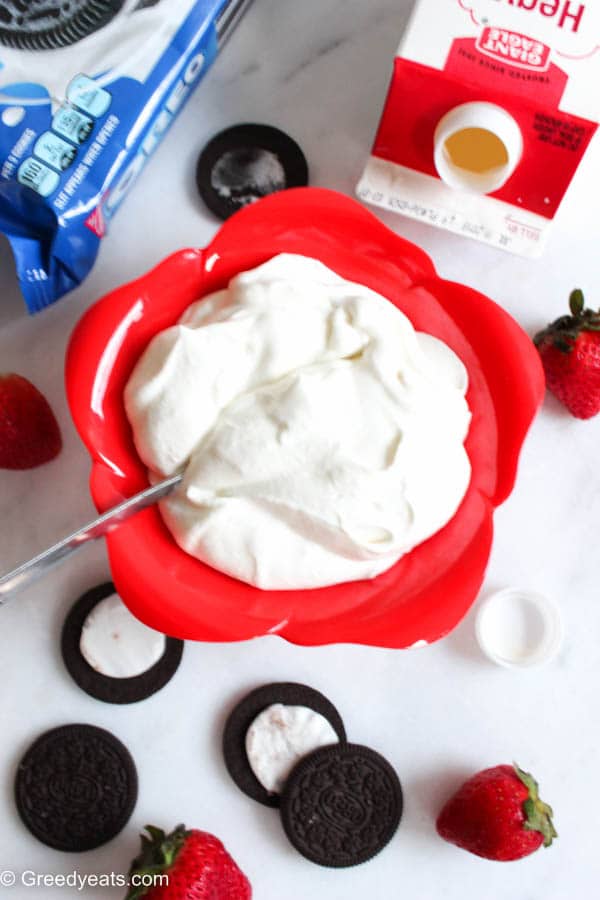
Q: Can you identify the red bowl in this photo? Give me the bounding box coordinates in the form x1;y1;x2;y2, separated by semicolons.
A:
66;188;544;647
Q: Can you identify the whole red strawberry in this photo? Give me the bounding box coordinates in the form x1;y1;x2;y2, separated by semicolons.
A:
436;763;557;861
126;825;252;899
534;289;600;419
0;374;62;469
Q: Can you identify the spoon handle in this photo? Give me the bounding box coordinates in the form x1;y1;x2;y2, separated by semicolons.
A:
0;474;182;603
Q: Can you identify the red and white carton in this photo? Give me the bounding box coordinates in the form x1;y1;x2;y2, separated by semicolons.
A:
357;0;599;257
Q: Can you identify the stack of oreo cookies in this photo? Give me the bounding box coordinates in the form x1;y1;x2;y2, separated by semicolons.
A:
223;683;403;868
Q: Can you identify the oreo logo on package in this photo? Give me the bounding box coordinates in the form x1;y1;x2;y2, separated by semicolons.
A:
0;1;126;51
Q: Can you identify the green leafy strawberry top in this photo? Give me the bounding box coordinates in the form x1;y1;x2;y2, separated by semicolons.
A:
534;290;600;354
126;825;190;900
514;763;557;848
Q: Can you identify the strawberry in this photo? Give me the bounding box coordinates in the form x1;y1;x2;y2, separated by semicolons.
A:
436;763;557;861
0;374;62;469
126;825;252;899
534;289;600;419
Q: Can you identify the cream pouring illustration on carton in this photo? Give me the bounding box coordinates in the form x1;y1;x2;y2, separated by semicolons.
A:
357;0;599;257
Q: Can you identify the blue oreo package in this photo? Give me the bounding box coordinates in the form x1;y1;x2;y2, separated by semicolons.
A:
0;0;253;313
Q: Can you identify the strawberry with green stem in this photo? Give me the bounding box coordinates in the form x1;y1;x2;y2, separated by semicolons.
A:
126;825;251;899
534;289;600;420
436;763;557;862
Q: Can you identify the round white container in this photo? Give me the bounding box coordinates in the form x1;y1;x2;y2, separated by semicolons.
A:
434;102;523;194
475;588;563;668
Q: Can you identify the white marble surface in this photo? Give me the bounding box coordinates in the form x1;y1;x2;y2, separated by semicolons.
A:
1;0;599;897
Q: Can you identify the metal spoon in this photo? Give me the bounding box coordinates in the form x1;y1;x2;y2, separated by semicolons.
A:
0;473;182;603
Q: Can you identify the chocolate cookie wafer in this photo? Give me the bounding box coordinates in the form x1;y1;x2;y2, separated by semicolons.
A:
0;1;125;51
61;582;184;705
280;742;403;867
15;724;138;852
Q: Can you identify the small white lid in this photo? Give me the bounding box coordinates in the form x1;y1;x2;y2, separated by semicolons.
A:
475;588;563;669
434;102;523;195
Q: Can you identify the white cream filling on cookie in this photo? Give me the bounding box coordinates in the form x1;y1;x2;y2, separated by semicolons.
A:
245;703;339;794
80;593;166;679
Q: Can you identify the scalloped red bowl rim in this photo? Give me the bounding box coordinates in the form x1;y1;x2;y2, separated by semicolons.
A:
66;188;544;648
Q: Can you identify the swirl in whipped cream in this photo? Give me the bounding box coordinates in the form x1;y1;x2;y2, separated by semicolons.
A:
125;254;472;590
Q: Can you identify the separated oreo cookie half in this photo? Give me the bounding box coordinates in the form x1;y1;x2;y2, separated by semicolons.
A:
280;743;403;868
0;1;125;51
196;124;309;220
223;682;346;808
15;724;138;852
61;582;184;704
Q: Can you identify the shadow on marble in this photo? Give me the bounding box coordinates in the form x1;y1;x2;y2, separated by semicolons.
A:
0;234;25;329
407;764;476;839
440;605;488;668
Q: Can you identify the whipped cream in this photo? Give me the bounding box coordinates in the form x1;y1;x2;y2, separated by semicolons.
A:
124;254;472;589
245;704;339;794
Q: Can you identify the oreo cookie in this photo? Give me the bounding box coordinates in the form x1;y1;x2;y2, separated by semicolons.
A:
196;124;309;221
280;743;403;868
223;682;346;808
0;1;125;51
15;724;137;852
61;582;184;705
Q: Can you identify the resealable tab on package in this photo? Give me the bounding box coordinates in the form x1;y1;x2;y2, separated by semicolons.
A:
357;0;599;258
0;0;254;313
